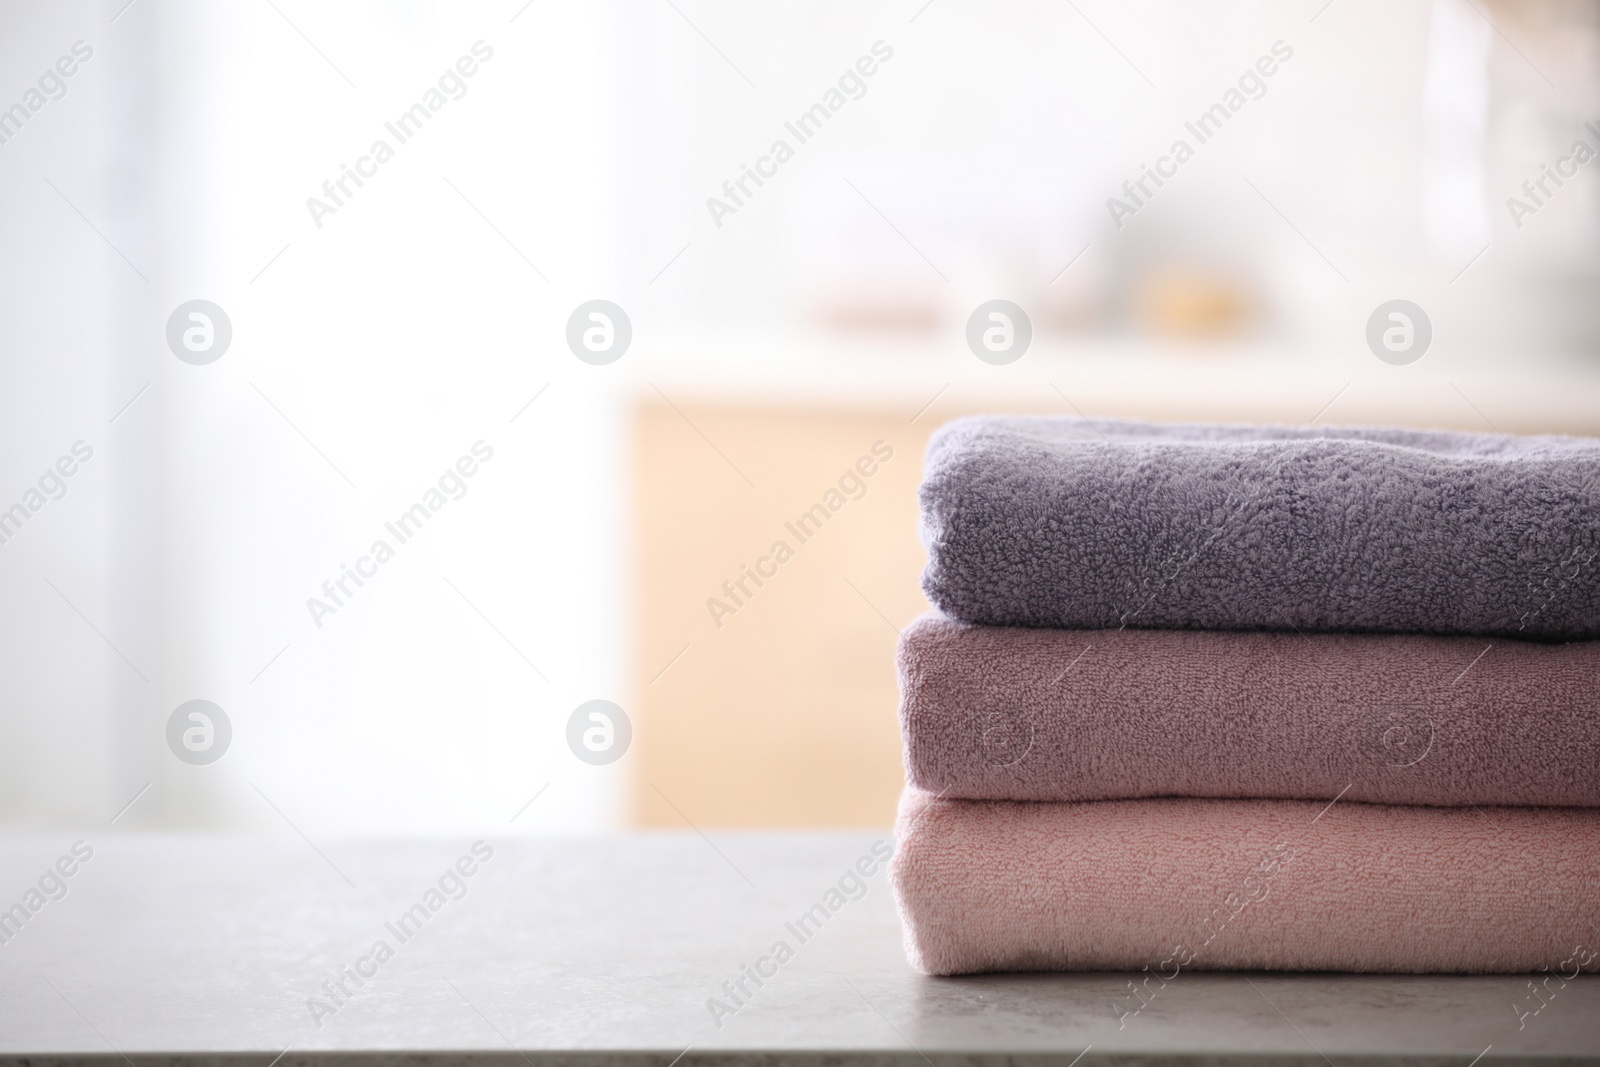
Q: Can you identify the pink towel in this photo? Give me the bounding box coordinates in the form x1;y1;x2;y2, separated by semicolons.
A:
899;613;1600;808
891;788;1600;975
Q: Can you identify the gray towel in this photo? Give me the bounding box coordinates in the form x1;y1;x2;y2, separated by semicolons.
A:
920;416;1600;640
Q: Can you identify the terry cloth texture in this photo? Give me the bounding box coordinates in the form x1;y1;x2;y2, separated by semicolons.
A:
919;416;1600;640
898;612;1600;808
891;788;1600;976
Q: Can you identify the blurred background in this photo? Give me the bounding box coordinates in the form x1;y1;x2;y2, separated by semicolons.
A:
2;0;1599;836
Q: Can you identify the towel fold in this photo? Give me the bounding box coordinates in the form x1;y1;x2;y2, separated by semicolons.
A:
899;612;1600;808
891;788;1600;976
920;416;1600;640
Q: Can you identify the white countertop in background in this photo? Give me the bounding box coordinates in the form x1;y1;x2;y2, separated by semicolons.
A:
615;332;1600;436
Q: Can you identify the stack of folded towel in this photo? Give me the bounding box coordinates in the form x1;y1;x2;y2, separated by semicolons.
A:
890;416;1600;975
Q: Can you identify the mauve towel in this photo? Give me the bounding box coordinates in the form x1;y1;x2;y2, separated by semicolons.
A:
920;416;1600;640
891;788;1600;976
899;613;1600;808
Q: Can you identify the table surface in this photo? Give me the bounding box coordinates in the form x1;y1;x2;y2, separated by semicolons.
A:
0;833;1595;1066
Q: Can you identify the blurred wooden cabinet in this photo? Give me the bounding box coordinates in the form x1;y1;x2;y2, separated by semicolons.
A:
630;401;934;829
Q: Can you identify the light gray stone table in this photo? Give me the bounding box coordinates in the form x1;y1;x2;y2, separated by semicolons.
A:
0;834;1594;1066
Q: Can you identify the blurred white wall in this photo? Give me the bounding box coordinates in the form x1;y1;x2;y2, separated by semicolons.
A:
2;0;631;835
163;0;632;834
